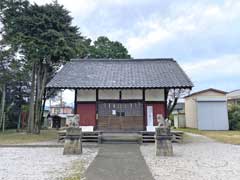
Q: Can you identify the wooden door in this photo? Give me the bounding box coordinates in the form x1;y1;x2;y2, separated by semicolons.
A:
97;102;144;131
77;103;96;126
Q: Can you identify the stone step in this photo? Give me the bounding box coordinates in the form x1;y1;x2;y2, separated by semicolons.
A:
58;130;184;143
101;141;139;144
82;139;98;142
83;136;99;139
100;133;142;144
143;139;155;142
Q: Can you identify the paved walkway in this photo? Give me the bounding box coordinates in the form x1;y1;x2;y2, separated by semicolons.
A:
85;144;154;180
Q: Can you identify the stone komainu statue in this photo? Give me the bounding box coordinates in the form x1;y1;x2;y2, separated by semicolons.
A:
157;114;171;128
155;114;173;156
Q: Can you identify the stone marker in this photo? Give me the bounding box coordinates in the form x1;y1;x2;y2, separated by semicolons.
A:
155;114;173;156
63;127;82;155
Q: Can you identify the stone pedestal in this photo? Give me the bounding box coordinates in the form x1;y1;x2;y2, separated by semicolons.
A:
155;127;173;156
63;127;82;155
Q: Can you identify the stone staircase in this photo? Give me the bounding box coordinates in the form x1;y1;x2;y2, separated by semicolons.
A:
99;132;142;144
82;131;99;143
141;131;155;143
58;130;183;144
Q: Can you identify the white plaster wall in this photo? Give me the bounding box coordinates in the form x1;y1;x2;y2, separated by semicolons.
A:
99;89;120;100
77;89;163;100
145;89;164;101
174;115;179;128
174;114;186;128
122;89;143;100
185;97;197;128
178;114;186;128
77;89;96;102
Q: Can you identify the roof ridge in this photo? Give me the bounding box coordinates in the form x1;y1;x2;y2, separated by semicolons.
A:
185;88;227;98
228;89;240;93
70;58;175;62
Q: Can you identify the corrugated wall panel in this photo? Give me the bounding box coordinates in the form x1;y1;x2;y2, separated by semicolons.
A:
197;101;229;130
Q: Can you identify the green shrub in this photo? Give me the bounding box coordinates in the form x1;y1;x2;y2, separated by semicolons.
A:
228;105;240;130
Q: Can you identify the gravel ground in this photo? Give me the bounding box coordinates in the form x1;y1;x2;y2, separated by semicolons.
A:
0;146;98;180
140;133;240;180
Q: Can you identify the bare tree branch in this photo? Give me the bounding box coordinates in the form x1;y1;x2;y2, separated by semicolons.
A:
166;88;191;118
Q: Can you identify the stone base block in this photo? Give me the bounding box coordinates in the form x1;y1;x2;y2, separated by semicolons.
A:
155;139;173;156
63;138;82;155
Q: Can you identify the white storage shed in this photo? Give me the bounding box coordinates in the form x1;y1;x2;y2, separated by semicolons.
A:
185;88;229;130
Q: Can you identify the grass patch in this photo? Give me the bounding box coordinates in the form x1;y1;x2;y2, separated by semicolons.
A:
178;128;240;145
0;129;58;144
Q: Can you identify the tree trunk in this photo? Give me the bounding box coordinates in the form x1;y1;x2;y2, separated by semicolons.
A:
38;64;48;131
28;62;36;133
167;97;178;118
41;88;47;127
34;63;48;134
0;87;2;129
34;63;41;134
2;112;5;133
28;60;48;134
0;83;6;132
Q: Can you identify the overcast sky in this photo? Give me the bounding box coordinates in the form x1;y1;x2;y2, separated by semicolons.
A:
30;0;240;104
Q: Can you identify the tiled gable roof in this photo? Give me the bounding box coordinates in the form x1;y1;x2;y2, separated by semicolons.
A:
47;59;193;89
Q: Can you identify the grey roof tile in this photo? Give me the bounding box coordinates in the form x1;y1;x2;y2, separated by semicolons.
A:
46;59;193;89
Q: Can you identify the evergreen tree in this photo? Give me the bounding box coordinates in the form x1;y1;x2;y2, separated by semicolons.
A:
2;0;84;133
1;0;132;133
90;36;131;59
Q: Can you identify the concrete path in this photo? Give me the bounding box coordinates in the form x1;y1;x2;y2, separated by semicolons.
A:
85;144;154;180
